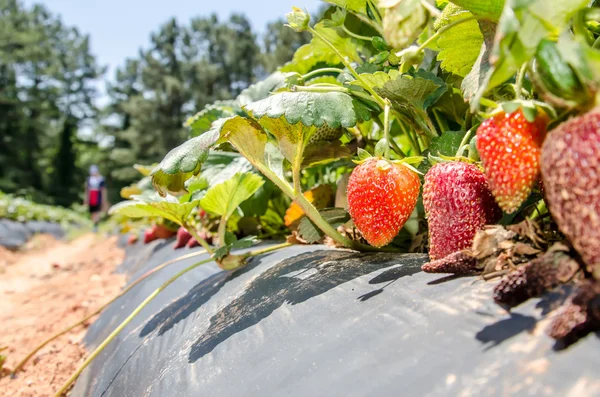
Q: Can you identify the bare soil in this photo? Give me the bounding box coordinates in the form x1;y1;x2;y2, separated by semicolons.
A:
0;233;125;397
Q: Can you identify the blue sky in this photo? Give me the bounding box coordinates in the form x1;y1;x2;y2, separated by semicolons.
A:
23;0;322;86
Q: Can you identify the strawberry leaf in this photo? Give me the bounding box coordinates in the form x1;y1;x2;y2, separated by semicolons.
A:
280;21;360;75
109;194;201;226
451;0;505;21
381;0;428;50
185;101;239;137
298;207;351;243
244;91;360;164
435;10;483;78
150;119;226;197
237;72;293;106
200;172;265;219
469;0;588;108
302;140;353;168
428;131;466;157
323;0;367;14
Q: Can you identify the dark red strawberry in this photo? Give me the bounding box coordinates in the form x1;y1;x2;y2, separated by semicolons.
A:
347;158;420;248
174;227;192;249
423;162;501;260
476;108;548;213
541;108;600;272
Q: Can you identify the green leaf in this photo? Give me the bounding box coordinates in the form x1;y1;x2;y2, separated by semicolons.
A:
280;21;361;74
185;101;239;137
213;235;257;260
436;10;484;77
357;147;373;161
451;0;505;21
198;153;254;188
298;207;351;243
428;131;466;156
245;91;359;128
200;172;265;220
323;0;367;14
237;72;293;106
302;140;353;168
150;119;226;196
109;194;201;226
434;85;470;125
461;20;497;109
323;8;347;28
382;0;428;50
469;0;588;108
244;91;360;164
372;69;447;135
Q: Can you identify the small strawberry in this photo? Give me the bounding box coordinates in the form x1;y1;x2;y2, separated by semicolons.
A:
423;162;501;260
143;228;158;244
476;108;548;213
174;227;192;249
153;224;177;239
127;234;139;245
541;108;600;271
347;158;420;248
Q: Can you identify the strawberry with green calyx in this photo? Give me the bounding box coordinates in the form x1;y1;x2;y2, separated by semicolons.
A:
347;152;421;248
541;107;600;273
423;160;502;261
476;102;550;213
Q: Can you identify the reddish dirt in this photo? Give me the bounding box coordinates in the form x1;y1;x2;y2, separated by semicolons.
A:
0;233;125;396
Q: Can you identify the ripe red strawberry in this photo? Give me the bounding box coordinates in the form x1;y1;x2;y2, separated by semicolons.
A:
476;108;548;213
423;162;502;260
174;227;192;249
153;224;177;239
187;236;200;248
347;158;420;248
143;228;158;244
541;108;600;271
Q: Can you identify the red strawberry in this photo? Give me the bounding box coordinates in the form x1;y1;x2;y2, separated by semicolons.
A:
127;234;139;245
187;236;200;248
423;162;502;260
347;158;420;248
143;228;158;244
541;108;600;271
476;108;548;213
153;224;177;239
174;227;192;249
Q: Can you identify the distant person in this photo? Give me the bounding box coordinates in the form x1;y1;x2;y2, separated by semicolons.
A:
84;165;107;232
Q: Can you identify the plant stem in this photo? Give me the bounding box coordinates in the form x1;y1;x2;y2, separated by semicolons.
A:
11;249;207;376
342;25;374;42
301;67;346;81
308;25;386;108
433;109;448;133
218;215;228;247
479;97;499;109
515;63;527;100
293;85;348;93
416;16;477;53
367;0;382;25
53;256;214;396
184;225;214;255
455;124;479;158
383;99;391;159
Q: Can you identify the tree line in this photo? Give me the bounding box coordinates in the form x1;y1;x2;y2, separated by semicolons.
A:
0;0;311;206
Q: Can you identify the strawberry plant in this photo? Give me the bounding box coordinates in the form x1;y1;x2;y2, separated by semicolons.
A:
48;0;600;394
